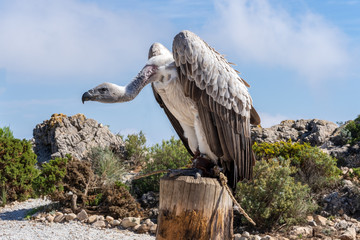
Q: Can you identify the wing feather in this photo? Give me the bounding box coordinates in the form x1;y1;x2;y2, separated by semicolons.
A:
173;30;259;187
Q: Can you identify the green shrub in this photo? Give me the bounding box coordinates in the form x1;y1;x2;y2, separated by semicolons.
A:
33;155;69;197
253;141;340;191
0;126;14;139
343;115;360;145
88;147;125;183
236;158;317;229
350;167;360;179
0;134;39;202
123;131;148;167
132;137;191;196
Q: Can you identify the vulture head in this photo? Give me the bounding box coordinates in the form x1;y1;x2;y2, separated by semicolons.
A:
82;43;172;104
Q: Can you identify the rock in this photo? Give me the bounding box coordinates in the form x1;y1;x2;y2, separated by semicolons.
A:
105;216;114;223
234;234;245;240
87;215;98;224
32;113;125;164
97;215;105;221
322;183;360;218
112;219;121;226
306;215;314;222
121;217;141;228
137;223;150;233
65;213;77;221
92;220;106;228
46;215;54;223
242;231;250;237
53;213;65;223
314;215;327;226
251;119;337;146
260;235;275;240
252;236;261;240
335;220;350;230
140;191;159;208
76;209;88;222
144;218;154;227
150;224;157;234
133;224;141;232
339;227;356;240
308;220;317;226
289;226;313;237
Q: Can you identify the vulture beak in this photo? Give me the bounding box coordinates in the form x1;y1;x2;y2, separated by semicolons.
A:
82;91;93;104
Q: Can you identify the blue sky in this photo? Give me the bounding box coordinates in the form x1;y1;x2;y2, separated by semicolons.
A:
0;0;359;145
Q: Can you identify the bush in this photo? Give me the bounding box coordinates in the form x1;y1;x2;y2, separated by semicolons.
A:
33;155;69;197
253;141;340;191
343;115;360;145
132;137;191;196
88;147;125;183
0;133;39;202
123;131;148;168
0;126;14;139
236;158;317;229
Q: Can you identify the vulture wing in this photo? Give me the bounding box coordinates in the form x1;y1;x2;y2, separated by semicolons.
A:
172;30;260;187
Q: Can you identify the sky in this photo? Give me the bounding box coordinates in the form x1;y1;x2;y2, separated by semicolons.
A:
0;0;359;145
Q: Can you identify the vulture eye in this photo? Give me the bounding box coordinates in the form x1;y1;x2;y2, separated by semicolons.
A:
99;87;108;93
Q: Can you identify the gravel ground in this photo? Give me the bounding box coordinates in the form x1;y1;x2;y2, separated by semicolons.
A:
0;198;155;240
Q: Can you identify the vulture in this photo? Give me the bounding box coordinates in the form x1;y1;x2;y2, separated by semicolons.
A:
82;30;260;188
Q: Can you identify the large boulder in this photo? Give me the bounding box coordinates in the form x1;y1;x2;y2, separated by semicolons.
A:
251;119;338;146
33;113;125;163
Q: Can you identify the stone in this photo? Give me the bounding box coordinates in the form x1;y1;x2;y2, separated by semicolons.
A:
97;215;104;221
53;213;65;223
65;213;76;221
46;215;54;223
306;215;314;222
150;224;157;234
32;113;125;164
314;215;327;226
137;223;150;233
335;220;349;230
233;234;244;240
121;217;141;228
105;216;114;223
289;226;313;237
133;224;141;231
242;231;250;237
251;119;337;146
252;236;261;240
339;227;356;240
76;209;88;222
260;235;275;240
144;218;152;225
92;220;106;228
308;220;317;227
139;191;159;208
87;215;98;224
112;219;121;226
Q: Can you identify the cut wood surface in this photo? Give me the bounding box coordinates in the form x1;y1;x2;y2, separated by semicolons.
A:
156;176;233;240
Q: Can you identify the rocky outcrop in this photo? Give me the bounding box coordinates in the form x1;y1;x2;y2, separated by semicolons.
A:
251;119;338;146
251;118;360;168
33;113;125;163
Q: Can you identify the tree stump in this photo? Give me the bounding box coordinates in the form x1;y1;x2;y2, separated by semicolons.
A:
156;175;233;240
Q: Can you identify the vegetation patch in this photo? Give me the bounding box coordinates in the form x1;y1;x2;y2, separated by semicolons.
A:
0;127;39;202
236;158;317;230
132;136;191;197
253;140;341;191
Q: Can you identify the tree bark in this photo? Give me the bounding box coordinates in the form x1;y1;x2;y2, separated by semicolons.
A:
156;176;233;240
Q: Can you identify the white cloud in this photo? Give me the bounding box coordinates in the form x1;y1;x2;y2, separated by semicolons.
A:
259;112;288;128
205;0;351;85
0;0;173;82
